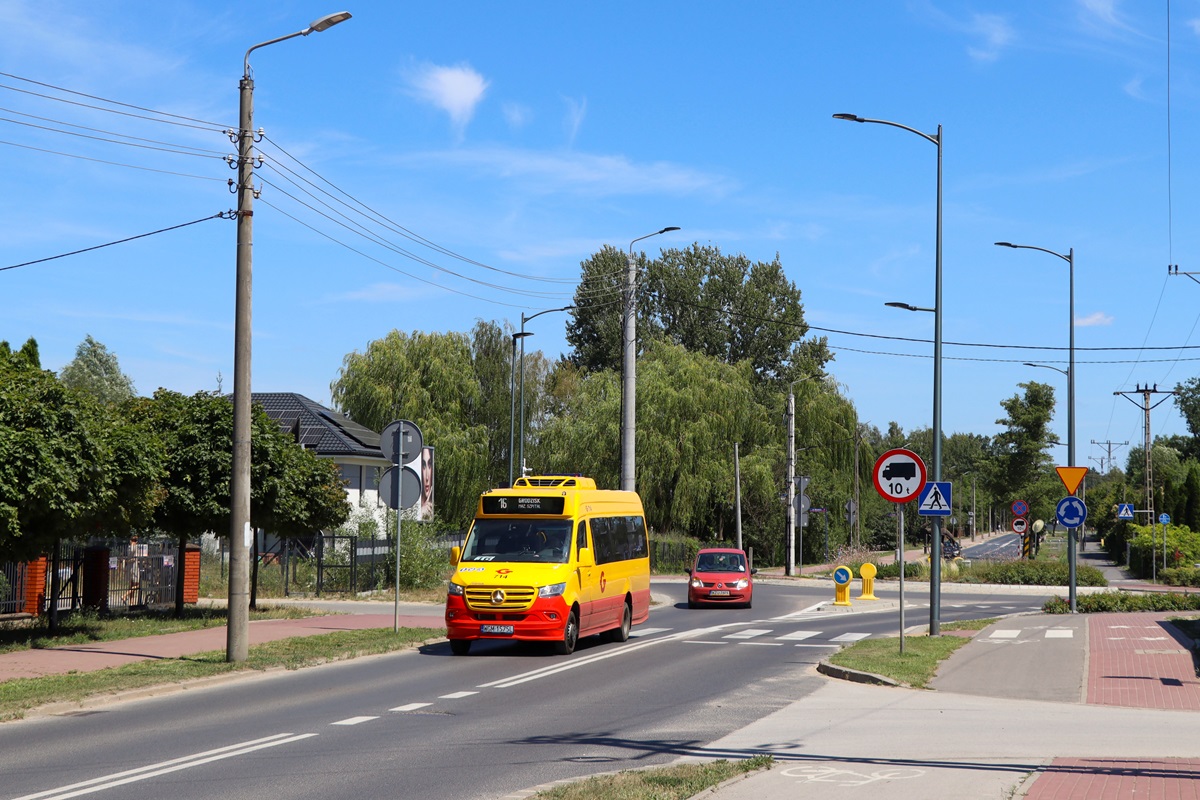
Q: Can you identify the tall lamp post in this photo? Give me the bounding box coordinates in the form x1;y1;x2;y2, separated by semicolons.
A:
228;11;351;664
621;227;680;491
508;331;533;485
835;112;944;634
786;375;814;576
517;306;574;478
999;239;1077;611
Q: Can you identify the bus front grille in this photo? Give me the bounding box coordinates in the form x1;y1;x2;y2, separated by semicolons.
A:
464;585;537;611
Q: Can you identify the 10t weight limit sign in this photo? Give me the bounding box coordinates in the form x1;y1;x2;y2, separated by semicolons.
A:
872;448;927;504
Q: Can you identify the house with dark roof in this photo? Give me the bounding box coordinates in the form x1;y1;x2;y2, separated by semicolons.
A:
253;393;389;512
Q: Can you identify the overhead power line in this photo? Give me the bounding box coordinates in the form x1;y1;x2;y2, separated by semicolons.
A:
1;212;232;272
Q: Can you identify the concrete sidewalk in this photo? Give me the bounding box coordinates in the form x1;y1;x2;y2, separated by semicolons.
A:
691;542;1200;800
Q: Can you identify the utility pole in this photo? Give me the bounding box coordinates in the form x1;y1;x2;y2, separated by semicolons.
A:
1115;385;1177;579
1089;439;1128;474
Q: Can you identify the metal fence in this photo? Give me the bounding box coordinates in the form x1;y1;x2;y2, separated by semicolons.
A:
106;540;177;611
0;561;26;615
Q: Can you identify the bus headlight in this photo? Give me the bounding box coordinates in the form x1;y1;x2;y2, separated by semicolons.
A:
538;582;566;599
447;583;464;596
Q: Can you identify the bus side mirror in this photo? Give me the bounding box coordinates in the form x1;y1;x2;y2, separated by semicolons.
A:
450;546;461;566
577;547;595;567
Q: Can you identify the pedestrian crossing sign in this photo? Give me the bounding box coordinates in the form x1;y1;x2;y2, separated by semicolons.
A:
917;481;953;516
1116;503;1135;521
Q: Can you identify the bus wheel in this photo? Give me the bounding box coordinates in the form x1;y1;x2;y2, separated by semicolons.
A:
450;639;471;656
607;600;632;643
555;610;579;655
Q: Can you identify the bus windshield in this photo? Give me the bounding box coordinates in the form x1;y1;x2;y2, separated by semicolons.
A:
462;519;572;564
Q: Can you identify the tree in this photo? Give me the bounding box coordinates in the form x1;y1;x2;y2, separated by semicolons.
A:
469;320;513;486
331;329;489;527
565;245;626;374
988;381;1057;512
565;244;831;387
0;342;162;563
60;335;135;405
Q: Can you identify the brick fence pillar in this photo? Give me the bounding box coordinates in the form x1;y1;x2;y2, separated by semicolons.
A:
183;544;201;604
24;556;47;617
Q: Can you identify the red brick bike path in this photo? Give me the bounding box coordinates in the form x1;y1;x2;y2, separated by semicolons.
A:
1023;612;1200;799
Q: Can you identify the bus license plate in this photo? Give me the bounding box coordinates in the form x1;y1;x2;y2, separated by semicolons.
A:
709;590;730;597
481;624;514;635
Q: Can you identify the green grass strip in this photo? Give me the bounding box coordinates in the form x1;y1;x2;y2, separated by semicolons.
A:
0;627;440;722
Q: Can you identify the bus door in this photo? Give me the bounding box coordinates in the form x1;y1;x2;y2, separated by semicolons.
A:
574;519;598;631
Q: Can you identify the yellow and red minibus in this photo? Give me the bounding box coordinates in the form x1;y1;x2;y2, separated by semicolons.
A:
445;475;650;655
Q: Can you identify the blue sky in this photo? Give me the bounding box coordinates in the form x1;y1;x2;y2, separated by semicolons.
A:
3;1;1200;475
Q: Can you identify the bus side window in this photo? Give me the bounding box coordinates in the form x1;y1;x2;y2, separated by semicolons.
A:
576;520;588;558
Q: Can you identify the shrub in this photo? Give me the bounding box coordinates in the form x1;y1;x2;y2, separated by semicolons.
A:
958;560;1106;587
1044;590;1200;613
869;561;924;580
1160;567;1200;588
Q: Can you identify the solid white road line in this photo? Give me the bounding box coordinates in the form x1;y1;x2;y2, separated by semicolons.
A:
13;733;318;800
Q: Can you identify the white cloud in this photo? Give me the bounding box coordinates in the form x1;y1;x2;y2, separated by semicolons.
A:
1123;76;1147;100
1190;18;1200;37
406;63;489;135
1076;311;1113;327
390;146;734;198
329;282;434;303
966;13;1014;62
502;102;531;129
562;96;587;146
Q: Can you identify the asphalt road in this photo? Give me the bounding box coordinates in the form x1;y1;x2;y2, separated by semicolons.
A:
1;579;1056;800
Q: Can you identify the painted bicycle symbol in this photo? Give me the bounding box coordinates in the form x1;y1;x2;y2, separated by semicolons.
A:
780;765;925;787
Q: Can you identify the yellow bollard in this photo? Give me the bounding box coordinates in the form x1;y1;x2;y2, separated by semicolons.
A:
833;565;854;606
858;562;878;600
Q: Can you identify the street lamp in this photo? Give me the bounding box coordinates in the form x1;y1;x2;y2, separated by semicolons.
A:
508;331;533;485
518;306;574;478
837;112;944;634
228;11;351;663
621;227;680;492
786;375;815;576
997;241;1077;612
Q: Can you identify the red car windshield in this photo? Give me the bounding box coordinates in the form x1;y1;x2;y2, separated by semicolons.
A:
694;553;746;573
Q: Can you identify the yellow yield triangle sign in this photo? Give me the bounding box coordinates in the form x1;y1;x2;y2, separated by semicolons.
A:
1056;466;1088;495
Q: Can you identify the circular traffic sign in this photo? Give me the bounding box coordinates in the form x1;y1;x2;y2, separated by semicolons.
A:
1012;517;1029;534
1160;513;1172;525
1012;500;1029;517
1056;496;1088;528
833;566;853;585
872;448;927;504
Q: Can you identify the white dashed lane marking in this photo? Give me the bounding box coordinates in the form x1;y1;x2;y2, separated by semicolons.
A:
440;691;478;699
331;716;378;726
391;703;432;712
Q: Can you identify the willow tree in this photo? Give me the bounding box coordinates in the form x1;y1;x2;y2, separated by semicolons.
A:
331;329;489;527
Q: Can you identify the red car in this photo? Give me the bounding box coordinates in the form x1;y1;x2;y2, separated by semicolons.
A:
687;548;756;609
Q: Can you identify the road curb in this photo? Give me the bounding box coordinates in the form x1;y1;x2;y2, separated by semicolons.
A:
816;660;902;687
